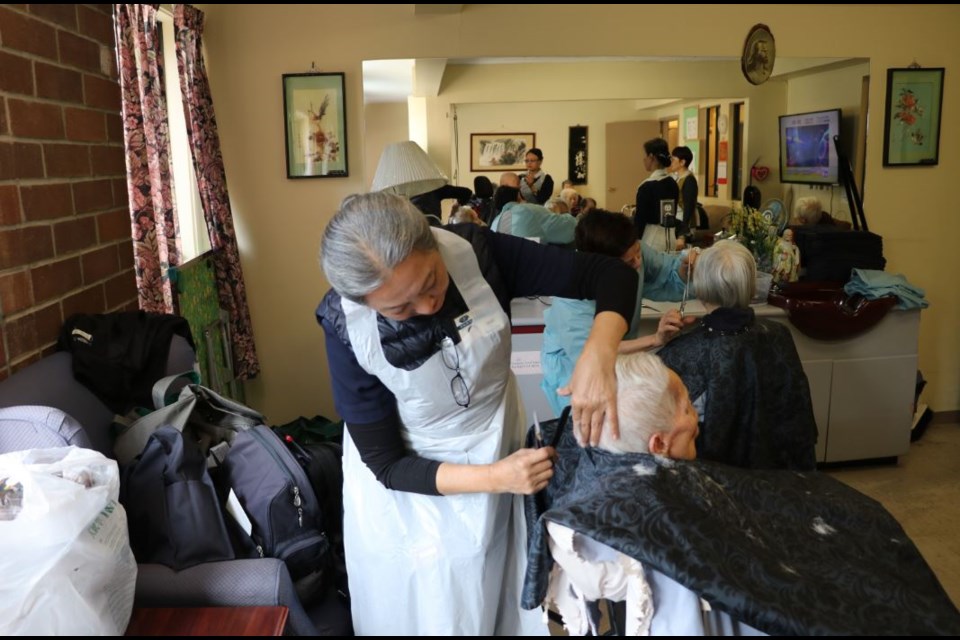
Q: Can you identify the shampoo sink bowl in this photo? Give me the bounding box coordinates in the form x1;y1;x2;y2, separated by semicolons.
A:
768;281;897;341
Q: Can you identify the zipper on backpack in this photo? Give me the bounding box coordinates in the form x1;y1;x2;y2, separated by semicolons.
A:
293;486;303;527
249;427;310;529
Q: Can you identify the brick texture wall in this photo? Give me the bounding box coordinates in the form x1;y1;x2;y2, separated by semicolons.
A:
0;4;136;381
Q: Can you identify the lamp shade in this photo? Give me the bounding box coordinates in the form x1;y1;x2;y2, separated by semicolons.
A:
371;141;448;197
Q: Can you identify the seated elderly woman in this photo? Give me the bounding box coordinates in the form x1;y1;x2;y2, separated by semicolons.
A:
657;239;818;470
522;352;960;636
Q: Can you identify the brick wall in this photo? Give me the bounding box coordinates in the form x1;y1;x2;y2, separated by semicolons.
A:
0;4;136;381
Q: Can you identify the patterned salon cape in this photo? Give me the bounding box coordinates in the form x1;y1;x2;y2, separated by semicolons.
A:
521;424;960;636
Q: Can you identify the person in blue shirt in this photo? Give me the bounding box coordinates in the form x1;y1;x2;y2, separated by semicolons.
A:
541;209;697;416
490;185;577;246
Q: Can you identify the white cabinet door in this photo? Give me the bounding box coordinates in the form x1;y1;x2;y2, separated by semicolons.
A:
825;355;917;462
800;359;833;463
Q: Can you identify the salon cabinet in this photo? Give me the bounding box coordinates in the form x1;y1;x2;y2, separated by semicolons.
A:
510;297;920;464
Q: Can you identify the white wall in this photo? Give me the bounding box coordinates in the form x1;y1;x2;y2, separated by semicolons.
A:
363;101;409;190
453;98;649;205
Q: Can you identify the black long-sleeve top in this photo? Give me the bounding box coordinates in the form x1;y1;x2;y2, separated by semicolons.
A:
410;184;473;219
634;174;680;239
316;226;638;495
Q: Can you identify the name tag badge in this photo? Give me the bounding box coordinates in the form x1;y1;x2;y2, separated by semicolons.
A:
455;312;473;332
660;199;677;226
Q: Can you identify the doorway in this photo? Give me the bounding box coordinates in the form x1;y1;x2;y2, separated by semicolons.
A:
605;120;662;213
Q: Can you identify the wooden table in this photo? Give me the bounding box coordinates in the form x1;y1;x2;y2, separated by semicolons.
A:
125;606;288;636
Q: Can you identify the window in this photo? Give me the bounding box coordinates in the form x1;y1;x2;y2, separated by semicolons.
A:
158;10;210;263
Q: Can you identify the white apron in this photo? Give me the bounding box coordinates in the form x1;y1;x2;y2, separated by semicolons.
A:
340;229;548;636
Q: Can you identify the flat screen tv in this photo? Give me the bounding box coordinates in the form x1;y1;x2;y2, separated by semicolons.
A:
778;108;842;185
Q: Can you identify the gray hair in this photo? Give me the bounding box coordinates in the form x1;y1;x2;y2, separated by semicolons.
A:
319;192;438;302
596;352;678;454
692;239;756;308
559;187;580;206
449;205;479;225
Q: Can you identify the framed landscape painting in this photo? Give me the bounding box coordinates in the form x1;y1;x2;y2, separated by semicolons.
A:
470;133;535;172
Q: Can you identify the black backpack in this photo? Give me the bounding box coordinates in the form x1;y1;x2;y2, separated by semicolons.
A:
273;416;348;599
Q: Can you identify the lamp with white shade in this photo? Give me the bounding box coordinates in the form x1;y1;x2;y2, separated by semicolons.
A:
371;141;448;197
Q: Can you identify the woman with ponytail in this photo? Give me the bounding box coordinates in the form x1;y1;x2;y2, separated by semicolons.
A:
633;138;680;252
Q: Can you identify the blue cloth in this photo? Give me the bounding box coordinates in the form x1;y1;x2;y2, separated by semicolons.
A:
844;268;929;310
490;201;577;245
540;244;687;416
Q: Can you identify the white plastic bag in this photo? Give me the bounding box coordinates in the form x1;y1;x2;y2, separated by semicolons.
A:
0;447;137;635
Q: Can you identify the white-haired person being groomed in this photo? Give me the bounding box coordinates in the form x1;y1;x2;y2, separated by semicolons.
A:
316;191;639;635
657;239;818;470
521;352;960;636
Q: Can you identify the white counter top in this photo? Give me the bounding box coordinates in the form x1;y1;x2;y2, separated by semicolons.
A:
511;296;783;327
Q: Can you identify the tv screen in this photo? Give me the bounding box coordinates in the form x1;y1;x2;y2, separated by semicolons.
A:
778;108;842;185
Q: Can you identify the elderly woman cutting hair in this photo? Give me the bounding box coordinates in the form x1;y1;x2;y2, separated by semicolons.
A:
315;192;637;635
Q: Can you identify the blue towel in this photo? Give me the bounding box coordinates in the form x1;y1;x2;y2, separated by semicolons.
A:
844;268;929;309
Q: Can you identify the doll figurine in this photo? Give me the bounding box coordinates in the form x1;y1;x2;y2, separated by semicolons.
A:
772;228;800;284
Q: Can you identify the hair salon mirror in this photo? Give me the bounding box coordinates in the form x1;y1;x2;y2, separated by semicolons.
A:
362;56;869;223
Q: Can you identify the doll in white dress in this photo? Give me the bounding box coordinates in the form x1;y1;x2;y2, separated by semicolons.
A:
772;228;800;284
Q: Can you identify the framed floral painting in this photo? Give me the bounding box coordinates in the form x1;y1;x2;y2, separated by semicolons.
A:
882;68;944;166
282;72;348;178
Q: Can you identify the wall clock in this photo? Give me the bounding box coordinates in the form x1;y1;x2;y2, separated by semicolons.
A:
741;24;775;85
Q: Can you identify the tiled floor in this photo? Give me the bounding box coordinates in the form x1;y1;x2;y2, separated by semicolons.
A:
825;419;960;606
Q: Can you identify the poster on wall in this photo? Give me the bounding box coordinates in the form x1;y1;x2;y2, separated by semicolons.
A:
683;107;698;141
686;140;700;174
568;126;588;185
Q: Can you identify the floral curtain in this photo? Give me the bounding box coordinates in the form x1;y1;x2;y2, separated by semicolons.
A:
114;4;181;313
173;5;259;379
